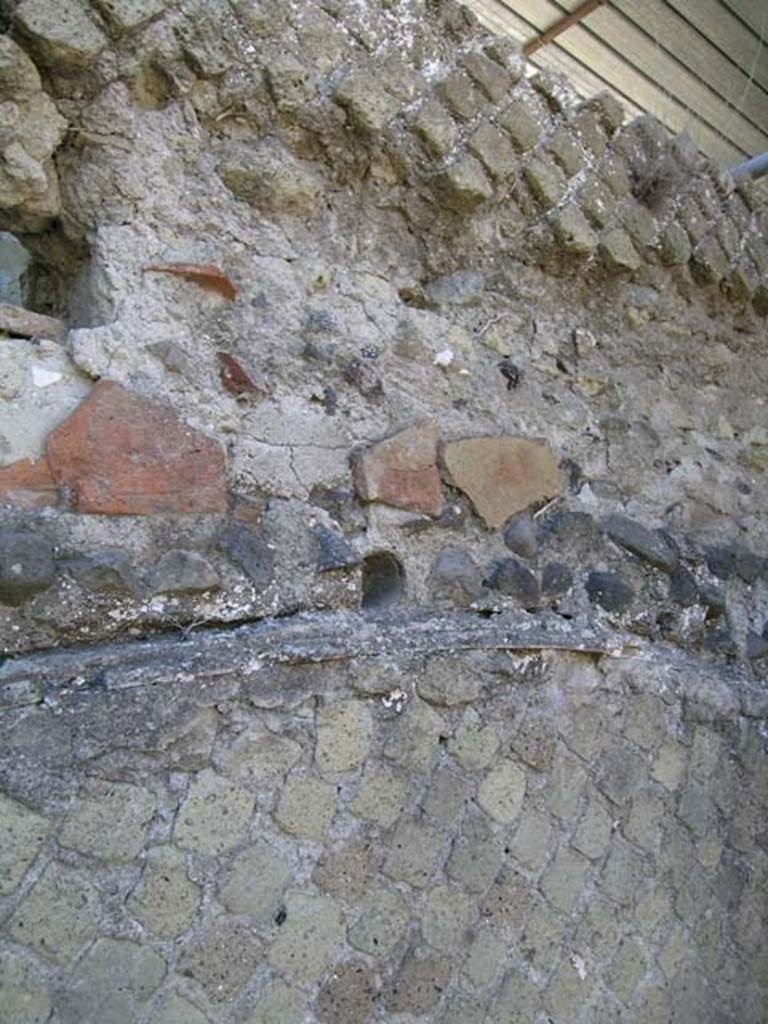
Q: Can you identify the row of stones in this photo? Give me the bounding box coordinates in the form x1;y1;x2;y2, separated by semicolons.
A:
432;507;768;660
397;57;768;307
255;2;768;306
2;678;764;1022
7;0;768;313
1;396;766;664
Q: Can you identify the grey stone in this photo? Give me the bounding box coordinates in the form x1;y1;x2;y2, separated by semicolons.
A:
691;235;729;285
509;808;555;870
522;897;568;972
64;549;138;595
419;767;471;827
334;69;399;132
433;154;494;212
622;199;659;247
5;861;99;963
276;774;336;840
315;699;373;773
218;143;323;215
447;813;504;892
541;561;573;597
90;0;172;34
448;709;500;771
177;917;262;1003
267;893;345;983
601;840;647;904
669;564;699;606
550;205;599;255
481;869;536;929
384;697;445;772
411;98;458;158
149;549;220;594
602;514;678;572
0;530;54;606
347;886;410;956
422;884;476;953
544;958;590;1018
429;546;483;606
467;120;516;181
540;846;591;911
245;979;306;1024
0;231;31;305
0;950;52;1024
313;837;379;903
174;770;254;856
502;512;538;559
57;939;165;1024
572;798;614;860
127;845;200;937
59;779;155;863
660;222;692;265
484;557;540;608
313;525;359;572
315;962;379;1024
586;570;635;612
386;950;453;1015
215;726;301;784
350;764;409;828
383;818;445;888
478;759;526;824
600;227;642;271
15;0;107;70
216;523;275;586
524;158;566;209
487;969;543;1022
0;792;49;894
219;839;290;923
425;270;485;306
462;50;513;102
511;718;556;772
497;100;541;151
598;742;645;804
438;70;485;121
152;993;209;1024
418;657;482;706
547;130;584;176
463;927;505;989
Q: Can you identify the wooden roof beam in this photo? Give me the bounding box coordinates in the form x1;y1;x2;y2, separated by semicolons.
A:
524;0;608;57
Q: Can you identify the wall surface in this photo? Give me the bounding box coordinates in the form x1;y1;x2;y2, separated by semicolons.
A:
0;0;766;1021
1;613;767;1024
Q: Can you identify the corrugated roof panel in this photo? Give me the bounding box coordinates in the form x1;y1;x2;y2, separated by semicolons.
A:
589;1;766;154
467;0;768;169
722;0;768;41
671;0;768;96
613;0;768;125
472;0;646;119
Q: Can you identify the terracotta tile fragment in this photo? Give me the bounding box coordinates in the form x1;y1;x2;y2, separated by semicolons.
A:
45;380;227;514
441;436;560;529
351;420;443;517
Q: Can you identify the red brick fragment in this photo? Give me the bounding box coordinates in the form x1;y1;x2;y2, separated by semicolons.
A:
45;380;227;514
217;352;266;398
351;420;444;517
0;456;59;509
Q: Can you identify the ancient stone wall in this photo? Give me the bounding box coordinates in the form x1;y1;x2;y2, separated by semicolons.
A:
0;0;766;1021
1;615;767;1023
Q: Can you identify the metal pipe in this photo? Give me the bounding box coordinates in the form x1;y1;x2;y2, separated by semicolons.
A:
729;153;768;182
523;0;607;58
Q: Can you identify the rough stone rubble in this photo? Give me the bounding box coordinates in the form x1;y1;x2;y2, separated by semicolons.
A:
0;0;766;1021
